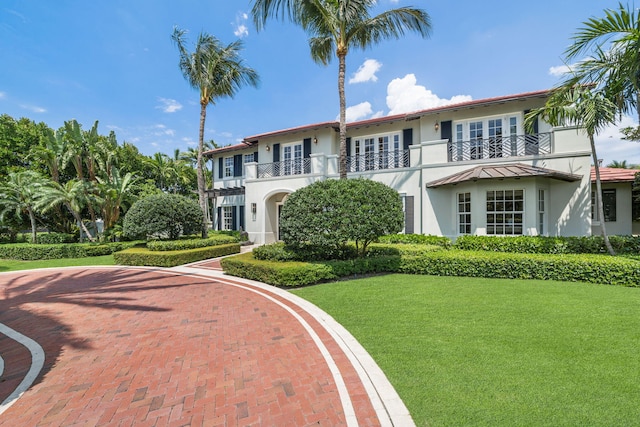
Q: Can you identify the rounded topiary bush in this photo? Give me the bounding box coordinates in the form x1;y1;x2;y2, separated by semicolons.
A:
280;178;404;259
123;193;203;240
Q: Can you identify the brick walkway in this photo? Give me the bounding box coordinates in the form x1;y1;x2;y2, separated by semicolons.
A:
0;265;413;426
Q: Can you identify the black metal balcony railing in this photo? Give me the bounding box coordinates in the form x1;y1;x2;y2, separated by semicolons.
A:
447;133;551;162
345;149;410;173
257;158;311;178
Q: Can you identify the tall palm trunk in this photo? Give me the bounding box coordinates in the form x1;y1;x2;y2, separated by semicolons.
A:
590;134;615;255
338;52;347;179
65;202;95;242
198;102;209;238
27;206;38;243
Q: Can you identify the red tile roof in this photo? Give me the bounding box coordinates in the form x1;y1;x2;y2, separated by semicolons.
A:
591;167;638;183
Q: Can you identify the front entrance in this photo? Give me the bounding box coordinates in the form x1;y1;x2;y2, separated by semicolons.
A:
263;191;291;244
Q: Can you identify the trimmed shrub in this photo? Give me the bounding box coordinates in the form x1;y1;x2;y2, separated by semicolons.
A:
0;241;141;260
221;246;640;287
453;235;640;254
114;243;240;267
123;194;203;240
378;234;452;247
280;178;403;259
221;252;337;286
146;235;238;251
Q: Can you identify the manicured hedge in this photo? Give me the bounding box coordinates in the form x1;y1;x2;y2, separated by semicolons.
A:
378;234;452;248
453;235;640;254
397;250;640;286
0;241;141;260
35;232;77;244
221;247;640;287
114;243;240;267
146;235;238;251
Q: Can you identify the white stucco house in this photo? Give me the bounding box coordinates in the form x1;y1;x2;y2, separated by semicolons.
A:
204;89;637;245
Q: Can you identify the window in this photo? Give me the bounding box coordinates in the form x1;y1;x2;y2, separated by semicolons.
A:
592;189;617;222
488;119;502;158
603;189;617;222
224;157;234;177
458;192;471;234
469;121;483;160
454;123;464;161
222;206;233;230
283;143;302;175
244;153;255;163
352;131;403;171
486;190;524;235
538;189;545;235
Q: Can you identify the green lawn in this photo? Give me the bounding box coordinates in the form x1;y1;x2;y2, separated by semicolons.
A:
0;255;115;273
291;274;640;427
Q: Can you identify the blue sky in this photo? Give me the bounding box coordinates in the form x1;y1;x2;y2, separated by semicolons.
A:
1;1;637;164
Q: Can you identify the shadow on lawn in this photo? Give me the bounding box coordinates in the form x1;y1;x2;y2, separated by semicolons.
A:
0;267;208;403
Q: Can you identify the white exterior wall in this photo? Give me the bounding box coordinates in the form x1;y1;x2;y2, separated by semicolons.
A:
207;92;600;244
592;182;633;236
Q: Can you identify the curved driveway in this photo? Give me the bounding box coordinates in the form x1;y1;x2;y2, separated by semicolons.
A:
0;263;413;426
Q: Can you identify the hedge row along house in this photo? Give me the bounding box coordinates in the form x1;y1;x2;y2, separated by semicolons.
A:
204;89;640;245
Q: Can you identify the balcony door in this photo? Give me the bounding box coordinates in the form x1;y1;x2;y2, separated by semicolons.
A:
283;143;302;175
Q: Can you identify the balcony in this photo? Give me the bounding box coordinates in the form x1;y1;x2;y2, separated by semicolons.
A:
344;149;410;173
257;158;312;178
447;133;551;162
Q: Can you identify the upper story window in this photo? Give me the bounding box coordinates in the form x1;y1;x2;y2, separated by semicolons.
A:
454;114;520;161
283;142;303;175
351;132;403;171
244;153;255;163
224;157;234;177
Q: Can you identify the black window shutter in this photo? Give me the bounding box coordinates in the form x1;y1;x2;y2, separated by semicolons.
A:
346;137;351;157
232;206;238;230
239;205;245;230
403;128;413;150
254;151;258;163
217;207;222;230
218;157;223;179
273;143;280;162
303;138;312;174
441;120;452;142
303;138;311;158
404;196;414;234
233;154;243;177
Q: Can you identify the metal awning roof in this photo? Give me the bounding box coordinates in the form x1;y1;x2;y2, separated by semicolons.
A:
426;163;582;188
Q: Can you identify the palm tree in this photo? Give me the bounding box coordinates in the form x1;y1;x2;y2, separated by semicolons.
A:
37;179;98;242
607;159;630;168
96;167;136;233
251;0;431;179
526;86;618;255
0;171;48;243
562;3;640;123
143;152;177;192
172;27;259;238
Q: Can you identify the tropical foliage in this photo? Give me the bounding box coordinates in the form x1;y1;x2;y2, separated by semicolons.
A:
0;114;201;242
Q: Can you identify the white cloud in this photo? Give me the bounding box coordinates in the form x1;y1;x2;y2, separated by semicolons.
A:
338;102;383;122
20;104;46;113
349;59;382;84
233;12;249;38
0;91;5;99
595;115;640;165
549;64;573;77
156;97;182;113
386;74;472;115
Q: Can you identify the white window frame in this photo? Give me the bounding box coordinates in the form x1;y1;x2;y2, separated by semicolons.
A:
224;157;234;178
486;189;524;235
457;192;471;235
244;153;255;164
352;131;402;171
222;206;233;230
538;189;546;236
454;113;522;160
282;142;303;175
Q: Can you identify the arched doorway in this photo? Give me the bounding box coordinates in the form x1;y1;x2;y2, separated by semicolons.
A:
263;191;291;244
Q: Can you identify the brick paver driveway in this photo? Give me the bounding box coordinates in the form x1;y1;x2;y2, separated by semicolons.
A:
0;266;412;426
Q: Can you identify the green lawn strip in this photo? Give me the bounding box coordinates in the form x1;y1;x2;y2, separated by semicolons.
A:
291;274;640;427
0;255;115;272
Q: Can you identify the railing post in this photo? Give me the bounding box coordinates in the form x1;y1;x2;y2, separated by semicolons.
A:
245;162;257;180
310;153;326;177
